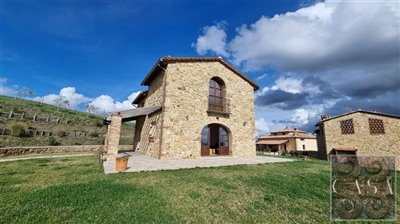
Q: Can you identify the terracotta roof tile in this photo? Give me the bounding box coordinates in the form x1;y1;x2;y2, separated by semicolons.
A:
317;110;400;125
256;139;288;145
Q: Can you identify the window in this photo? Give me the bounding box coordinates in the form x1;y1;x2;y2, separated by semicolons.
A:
149;121;157;142
219;127;229;147
340;119;354;134
369;118;385;134
208;78;225;112
300;138;305;141
302;145;305;150
201;126;208;146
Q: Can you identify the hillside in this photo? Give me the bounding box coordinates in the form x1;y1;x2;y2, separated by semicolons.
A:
0;95;134;147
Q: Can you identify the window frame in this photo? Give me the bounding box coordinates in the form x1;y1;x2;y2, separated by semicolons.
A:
208;78;226;113
369;118;385;134
340;119;355;135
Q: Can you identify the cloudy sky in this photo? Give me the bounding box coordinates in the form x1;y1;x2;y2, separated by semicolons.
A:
1;0;399;135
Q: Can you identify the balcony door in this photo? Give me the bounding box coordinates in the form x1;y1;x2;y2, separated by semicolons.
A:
208;78;225;112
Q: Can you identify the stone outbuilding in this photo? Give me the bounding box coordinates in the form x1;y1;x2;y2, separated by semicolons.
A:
104;56;259;160
315;110;399;169
256;128;317;154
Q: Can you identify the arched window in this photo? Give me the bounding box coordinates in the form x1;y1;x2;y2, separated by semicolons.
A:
208;77;225;112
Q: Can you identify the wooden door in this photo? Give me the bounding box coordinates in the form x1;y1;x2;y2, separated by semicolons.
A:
201;126;210;156
218;126;229;155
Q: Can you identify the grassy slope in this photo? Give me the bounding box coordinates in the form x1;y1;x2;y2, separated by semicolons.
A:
0;95;134;147
0;156;398;223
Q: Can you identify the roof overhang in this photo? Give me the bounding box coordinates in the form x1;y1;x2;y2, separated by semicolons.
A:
132;90;148;105
317;110;400;125
256;139;289;145
141;56;260;90
104;106;162;124
331;147;358;152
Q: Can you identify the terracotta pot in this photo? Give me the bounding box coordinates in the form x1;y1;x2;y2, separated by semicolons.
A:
116;157;129;172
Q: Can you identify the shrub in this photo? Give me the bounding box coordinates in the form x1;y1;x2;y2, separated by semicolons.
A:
48;136;60;146
57;131;67;137
10;122;29;137
281;151;288;156
95;120;104;127
89;131;99;138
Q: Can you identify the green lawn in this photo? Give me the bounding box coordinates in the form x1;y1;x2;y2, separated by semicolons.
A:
0;156;398;223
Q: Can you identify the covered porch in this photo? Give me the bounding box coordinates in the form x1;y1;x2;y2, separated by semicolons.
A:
256;139;288;153
103;106;161;160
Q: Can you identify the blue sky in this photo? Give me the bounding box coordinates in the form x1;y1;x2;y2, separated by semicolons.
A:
2;1;297;97
1;0;399;135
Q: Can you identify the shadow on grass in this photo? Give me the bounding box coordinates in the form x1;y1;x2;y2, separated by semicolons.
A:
4;180;180;223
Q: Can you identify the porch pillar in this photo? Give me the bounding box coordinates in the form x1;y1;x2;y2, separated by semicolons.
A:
106;114;122;160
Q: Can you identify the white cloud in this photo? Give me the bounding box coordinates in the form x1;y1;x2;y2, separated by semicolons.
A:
255;73;268;81
23;86;141;115
289;108;310;125
271;77;303;94
255;117;270;136
194;0;399;132
192;21;229;57
89;91;140;114
0;77;16;96
33;87;91;109
195;1;399;72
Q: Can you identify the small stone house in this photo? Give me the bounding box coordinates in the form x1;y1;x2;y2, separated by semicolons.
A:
315;110;400;169
256;128;317;154
104;56;259;159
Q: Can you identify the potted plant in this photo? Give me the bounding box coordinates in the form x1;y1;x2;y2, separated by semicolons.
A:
116;155;129;172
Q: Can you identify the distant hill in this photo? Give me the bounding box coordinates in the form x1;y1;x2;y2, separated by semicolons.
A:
0;95;134;147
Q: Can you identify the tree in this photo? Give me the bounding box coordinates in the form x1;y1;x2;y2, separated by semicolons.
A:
85;104;98;115
62;99;70;108
14;88;33;100
54;96;67;112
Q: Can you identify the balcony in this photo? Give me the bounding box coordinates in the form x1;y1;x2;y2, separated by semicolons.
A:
207;96;230;115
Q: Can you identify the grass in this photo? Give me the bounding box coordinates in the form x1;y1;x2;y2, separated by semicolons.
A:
0;156;398;223
0;95;134;147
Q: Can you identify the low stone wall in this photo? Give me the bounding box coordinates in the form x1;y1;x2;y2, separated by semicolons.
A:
0;145;134;157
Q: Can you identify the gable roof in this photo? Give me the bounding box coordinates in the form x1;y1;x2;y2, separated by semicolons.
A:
105;106;162;123
140;56;260;90
317;109;400;125
132;90;148;105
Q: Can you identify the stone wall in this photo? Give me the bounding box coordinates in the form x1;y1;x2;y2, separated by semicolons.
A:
160;61;256;159
295;138;318;152
132;69;165;159
144;70;165;107
0;145;133;157
135;111;162;158
322;112;399;170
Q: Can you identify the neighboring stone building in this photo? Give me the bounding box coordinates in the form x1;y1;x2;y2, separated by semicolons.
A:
104;56;259;159
315;110;400;169
256;128;317;154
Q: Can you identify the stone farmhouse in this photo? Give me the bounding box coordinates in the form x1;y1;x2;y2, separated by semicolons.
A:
256;128;317;154
104;56;259;160
315;110;400;169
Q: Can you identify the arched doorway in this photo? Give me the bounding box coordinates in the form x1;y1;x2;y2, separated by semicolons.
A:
201;123;230;156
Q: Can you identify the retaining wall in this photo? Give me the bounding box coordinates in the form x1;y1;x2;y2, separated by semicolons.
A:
0;145;133;157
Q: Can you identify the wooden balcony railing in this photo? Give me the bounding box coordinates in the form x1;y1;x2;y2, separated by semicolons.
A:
208;96;230;114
